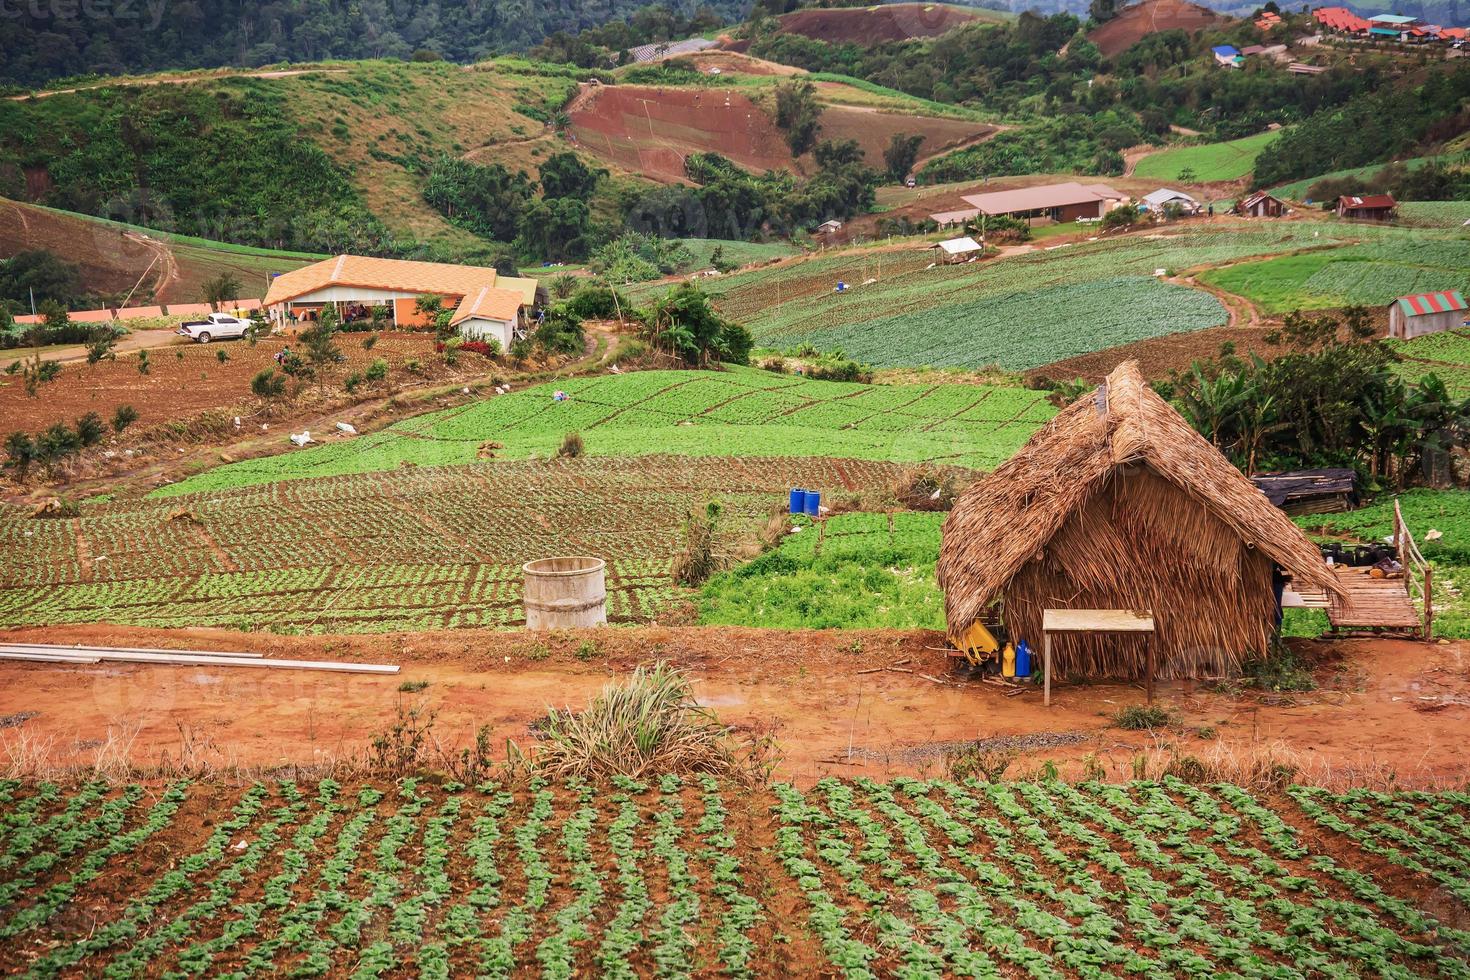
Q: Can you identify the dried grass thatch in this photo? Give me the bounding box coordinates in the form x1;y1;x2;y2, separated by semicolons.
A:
938;361;1342;680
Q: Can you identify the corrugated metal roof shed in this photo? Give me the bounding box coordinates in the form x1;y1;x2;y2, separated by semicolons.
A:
1393;291;1467;317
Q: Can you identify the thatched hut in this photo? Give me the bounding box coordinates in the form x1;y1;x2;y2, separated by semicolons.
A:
937;362;1341;680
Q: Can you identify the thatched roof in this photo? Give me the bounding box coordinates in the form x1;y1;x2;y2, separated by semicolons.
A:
938;361;1342;634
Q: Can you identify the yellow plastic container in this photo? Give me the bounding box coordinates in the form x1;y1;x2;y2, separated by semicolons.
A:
1002;643;1016;677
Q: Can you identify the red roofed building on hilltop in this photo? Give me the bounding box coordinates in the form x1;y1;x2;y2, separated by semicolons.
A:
1388;290;1468;339
1314;6;1372;33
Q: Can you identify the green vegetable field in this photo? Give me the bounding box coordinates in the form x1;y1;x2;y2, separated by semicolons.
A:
1199;232;1470;313
3;775;1469;977
1132;129;1283;182
713;226;1354;370
154;368;1056;496
0;455;915;635
1389;328;1470;397
700;512;946;630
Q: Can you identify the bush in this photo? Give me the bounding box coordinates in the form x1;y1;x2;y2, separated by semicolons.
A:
565;285;628;320
344;372;363;393
365;358;389;382
74;412;105;447
528;663;743;780
1243;646;1316;692
111;405;138;433
251;367;287;399
3;432;37;481
459;339;501;359
1113;705;1172;730
557;431;584;458
804;358;872;383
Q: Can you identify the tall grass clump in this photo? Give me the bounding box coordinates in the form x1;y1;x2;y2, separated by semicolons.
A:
529;663;741;781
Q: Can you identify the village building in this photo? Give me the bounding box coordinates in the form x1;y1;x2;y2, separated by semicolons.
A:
1212;44;1243;66
936;361;1341;681
931;236;984;263
954;182;1120;226
1238;191;1288;217
1337;193;1397;220
1387;290;1468;339
814;219;844;236
1141;188;1201;214
263;255;538;349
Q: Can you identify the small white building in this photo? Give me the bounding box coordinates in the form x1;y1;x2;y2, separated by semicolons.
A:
1142;188;1201;215
815;219;844;236
933;236;984;263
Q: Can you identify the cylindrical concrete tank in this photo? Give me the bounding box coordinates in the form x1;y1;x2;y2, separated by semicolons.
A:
523;556;607;629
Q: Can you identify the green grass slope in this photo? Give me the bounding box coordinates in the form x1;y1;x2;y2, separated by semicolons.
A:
153;367;1056;496
1133;129;1283;183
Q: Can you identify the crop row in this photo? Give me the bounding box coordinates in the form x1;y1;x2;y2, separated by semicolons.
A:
3;778;1467;977
152;366;1055;496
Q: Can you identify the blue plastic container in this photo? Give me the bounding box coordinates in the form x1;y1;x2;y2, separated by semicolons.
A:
1014;640;1031;678
789;489;807;515
804;490;821;517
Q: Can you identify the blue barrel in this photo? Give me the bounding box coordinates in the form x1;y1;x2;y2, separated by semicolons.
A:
1014;640;1031;678
789;488;807;515
804;490;821;517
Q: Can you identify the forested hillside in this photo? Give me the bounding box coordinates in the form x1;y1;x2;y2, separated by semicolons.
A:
0;0;751;88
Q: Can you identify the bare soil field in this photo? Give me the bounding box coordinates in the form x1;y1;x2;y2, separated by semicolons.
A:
567;84;995;183
0;332;458;440
1;197;319;305
1087;0;1230;58
0;624;1465;789
569;85;792;182
774;3;983;44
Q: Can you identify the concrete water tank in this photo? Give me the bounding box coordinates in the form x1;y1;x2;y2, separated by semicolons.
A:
523;556;607;629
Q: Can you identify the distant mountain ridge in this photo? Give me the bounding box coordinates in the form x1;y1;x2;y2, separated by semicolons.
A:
0;0;753;88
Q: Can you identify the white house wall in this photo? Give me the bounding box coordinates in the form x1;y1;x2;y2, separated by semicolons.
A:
287;286;430;304
459;317;514;349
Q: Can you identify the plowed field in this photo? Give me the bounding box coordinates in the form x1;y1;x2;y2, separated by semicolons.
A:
1087;0;1229;58
568;85;995;181
776;3;986;43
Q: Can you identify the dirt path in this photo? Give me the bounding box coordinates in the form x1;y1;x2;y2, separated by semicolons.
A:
0;327;185;370
0;623;1464;788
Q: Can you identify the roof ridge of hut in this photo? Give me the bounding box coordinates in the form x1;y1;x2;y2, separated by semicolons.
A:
937;360;1342;643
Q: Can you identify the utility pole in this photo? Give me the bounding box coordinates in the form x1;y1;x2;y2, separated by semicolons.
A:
29;288;36;316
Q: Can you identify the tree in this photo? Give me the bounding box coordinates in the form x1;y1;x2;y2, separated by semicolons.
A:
643;283;752;368
883;133;925;183
774;79;823;157
423;157;535;241
86;330;117;365
0;250;87;310
203;271;242;310
300;304;346;379
516;197;594;262
538;152;606;200
75;412;106;447
1088;0;1118;24
2;432;37;482
35;422;82;476
112;405;138;433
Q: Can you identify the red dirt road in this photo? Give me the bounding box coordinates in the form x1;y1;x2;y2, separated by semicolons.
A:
1;624;1465;788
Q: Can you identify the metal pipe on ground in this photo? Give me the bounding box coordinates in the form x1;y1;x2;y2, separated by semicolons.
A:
0;644;397;674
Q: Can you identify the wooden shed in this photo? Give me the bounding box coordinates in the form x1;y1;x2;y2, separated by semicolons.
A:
1238;191;1288;218
1388;290;1467;339
1337;193;1397;221
937;362;1341;681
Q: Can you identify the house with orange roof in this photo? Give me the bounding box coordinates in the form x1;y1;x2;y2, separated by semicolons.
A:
262;255;540;349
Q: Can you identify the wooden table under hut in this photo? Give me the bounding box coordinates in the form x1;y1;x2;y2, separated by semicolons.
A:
936;361;1345;697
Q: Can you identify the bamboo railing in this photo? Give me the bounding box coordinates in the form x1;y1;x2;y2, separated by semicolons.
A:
1393;499;1434;640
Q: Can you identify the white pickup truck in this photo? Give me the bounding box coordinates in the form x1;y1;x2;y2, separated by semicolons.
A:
177;312;254;343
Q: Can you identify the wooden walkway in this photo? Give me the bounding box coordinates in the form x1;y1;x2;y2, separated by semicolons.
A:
1325;566;1423;632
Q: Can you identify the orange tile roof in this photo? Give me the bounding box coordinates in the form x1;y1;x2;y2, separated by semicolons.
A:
263;255;519;309
451;286;525;325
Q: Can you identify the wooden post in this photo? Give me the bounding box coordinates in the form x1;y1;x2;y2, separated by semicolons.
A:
1424;564;1433;641
1043;633;1052;707
1146;641;1155;705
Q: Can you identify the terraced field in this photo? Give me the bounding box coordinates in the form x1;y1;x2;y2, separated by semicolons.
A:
0;455;913;634
713;226;1354;370
1389;327;1470;397
1199;231;1470;313
153;367;1056;496
2;775;1468;977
